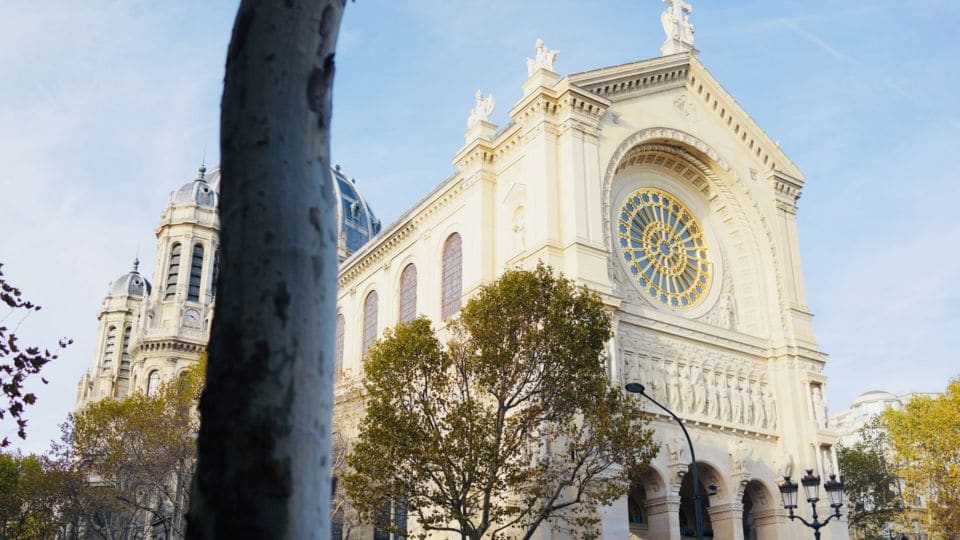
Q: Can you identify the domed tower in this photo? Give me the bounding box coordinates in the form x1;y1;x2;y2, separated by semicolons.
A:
76;260;151;407
332;164;382;261
128;166;221;396
77;163;382;407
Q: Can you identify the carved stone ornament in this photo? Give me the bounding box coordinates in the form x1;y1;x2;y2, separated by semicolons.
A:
526;38;559;76
467;89;495;128
673;93;697;121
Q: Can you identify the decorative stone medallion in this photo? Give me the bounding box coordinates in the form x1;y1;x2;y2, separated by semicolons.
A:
617;187;712;310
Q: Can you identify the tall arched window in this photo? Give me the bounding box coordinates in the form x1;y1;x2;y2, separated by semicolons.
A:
188;244;204;301
398;263;417;323
102;326;117;367
165;243;181;299
120;326;132;375
210;248;220;297
441;233;462;319
146;370;160;396
334;314;345;380
362;291;378;356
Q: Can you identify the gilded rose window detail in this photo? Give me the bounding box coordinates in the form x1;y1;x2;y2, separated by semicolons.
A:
618;188;712;309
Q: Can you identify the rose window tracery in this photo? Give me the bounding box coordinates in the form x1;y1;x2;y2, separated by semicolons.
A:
618;188;712;309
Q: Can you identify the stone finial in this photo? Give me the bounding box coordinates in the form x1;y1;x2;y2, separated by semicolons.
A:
467;89;495;128
660;0;696;55
525;38;559;76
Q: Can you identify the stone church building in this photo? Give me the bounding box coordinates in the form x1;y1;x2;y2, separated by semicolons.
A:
77;4;848;539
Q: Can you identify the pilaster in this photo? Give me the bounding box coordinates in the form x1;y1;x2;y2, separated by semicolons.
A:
706;502;744;540
751;508;786;540
643;495;682;540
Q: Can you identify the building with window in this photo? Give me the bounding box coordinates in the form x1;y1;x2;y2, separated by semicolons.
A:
78;4;849;538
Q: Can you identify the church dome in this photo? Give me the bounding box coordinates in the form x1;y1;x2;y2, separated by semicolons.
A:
332;164;382;254
851;390;898;407
166;164;380;255
106;259;151;298
170;166;218;209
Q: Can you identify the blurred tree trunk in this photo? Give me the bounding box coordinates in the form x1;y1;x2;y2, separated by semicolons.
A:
188;1;345;538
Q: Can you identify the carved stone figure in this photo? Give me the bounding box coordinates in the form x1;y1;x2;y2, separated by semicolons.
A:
776;452;795;478
811;384;828;428
467;89;495;128
692;367;706;415
728;440;748;472
679;363;693;412
660;0;695;53
706;371;719;418
718;375;731;422
668;436;687;464
740;382;752;425
667;363;680;411
764;389;778;429
525;38;559;76
716;291;736;330
753;383;766;428
731;379;743;424
820;446;834;476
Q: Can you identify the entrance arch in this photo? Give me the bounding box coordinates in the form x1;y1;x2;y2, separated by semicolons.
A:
741;479;783;540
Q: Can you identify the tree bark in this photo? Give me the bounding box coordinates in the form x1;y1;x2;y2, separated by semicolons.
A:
188;1;345;538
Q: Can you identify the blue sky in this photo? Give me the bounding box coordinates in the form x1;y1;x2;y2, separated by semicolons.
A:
1;1;958;453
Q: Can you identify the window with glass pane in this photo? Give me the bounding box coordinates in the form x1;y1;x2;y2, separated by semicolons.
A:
398;264;417;323
362;291;378;355
441;233;462;319
165;243;181;299
102;326;116;367
146;370;160;396
120;326;131;375
188;244;204;301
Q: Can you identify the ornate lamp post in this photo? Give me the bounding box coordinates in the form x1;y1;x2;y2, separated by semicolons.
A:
778;469;845;539
625;382;704;540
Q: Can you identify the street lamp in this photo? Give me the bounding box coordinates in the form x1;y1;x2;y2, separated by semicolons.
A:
778;469;845;539
625;382;704;540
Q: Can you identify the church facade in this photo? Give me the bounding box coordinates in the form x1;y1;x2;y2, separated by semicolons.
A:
78;6;847;539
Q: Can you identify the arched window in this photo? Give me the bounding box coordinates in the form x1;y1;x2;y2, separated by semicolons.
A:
188;244;204;301
441;233;462;319
362;291;378;356
165;243;181;299
334;314;345;380
398;263;417;323
146;370;160;396
102;326;117;367
210;248;220;297
120;326;132;375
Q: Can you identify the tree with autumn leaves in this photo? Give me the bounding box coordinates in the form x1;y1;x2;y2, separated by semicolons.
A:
882;379;960;537
0;360;203;538
343;265;658;540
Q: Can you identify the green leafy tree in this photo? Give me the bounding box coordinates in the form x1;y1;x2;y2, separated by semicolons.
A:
344;265;657;540
65;359;205;539
883;379;960;537
0;451;86;539
0;263;72;446
836;416;904;538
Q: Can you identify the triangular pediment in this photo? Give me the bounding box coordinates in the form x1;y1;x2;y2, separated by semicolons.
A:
567;53;803;180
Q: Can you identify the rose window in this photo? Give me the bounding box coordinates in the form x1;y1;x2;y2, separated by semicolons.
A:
617;188;712;309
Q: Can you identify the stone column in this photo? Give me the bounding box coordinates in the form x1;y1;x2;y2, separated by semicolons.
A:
643;495;681;540
707;502;744;540
751;508;786;540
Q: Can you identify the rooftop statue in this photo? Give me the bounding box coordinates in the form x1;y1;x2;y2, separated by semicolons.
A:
526;38;559;76
467;89;495;128
660;0;695;55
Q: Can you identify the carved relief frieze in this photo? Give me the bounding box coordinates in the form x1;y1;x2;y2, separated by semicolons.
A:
621;327;778;435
